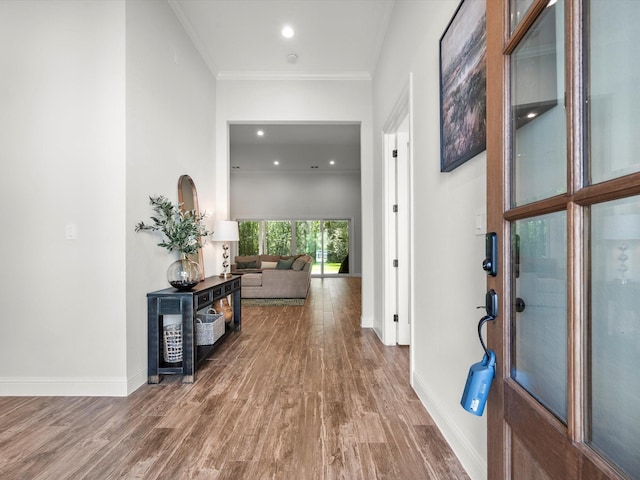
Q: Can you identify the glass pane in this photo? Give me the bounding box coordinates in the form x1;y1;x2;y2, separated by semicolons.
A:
511;1;566;207
238;220;259;256
512;212;567;422
589;198;640;477
323;220;350;275
510;0;536;32
587;1;640;184
295;220;319;257
264;221;292;255
295;220;319;274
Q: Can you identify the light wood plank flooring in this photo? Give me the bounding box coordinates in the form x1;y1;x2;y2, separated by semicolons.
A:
0;277;469;479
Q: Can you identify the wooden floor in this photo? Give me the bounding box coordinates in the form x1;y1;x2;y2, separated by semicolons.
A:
0;277;469;479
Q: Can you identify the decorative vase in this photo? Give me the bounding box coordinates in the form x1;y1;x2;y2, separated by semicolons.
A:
167;256;201;291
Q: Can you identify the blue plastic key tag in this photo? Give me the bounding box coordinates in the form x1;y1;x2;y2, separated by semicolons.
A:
460;349;496;416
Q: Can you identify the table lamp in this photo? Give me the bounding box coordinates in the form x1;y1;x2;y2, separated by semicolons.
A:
211;220;239;278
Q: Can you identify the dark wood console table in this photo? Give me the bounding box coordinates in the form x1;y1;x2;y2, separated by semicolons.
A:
147;275;241;383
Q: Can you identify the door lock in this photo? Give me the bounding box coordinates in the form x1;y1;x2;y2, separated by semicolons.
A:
482;232;498;276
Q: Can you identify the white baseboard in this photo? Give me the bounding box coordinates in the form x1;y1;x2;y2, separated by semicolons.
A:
127;368;148;395
360;314;374;328
412;371;487;480
0;376;130;397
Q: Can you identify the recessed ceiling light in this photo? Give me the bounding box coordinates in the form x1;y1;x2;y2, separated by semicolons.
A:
329;160;336;165
527;112;537;119
287;53;298;64
257;130;264;137
282;25;294;39
274;160;280;166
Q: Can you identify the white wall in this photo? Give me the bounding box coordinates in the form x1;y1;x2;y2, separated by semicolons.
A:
125;0;217;392
0;0;217;396
216;79;374;325
0;1;127;395
373;2;488;479
231;170;362;274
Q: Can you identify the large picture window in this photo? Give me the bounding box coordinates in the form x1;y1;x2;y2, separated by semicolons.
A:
237;219;350;276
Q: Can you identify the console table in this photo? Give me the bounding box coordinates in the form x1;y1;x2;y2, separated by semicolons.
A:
147;275;241;383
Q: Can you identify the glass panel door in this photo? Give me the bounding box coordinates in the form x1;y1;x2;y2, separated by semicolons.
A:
488;0;640;477
295;220;319;258
323;220;349;275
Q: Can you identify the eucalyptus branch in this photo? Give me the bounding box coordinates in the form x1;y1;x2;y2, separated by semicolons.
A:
135;195;210;256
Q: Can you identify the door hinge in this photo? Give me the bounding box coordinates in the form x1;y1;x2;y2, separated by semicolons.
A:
393;259;398;267
392;149;398;158
393;204;398;213
393;314;399;323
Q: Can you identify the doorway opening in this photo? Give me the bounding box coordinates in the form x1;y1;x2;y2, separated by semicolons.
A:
382;76;413;350
229;122;362;278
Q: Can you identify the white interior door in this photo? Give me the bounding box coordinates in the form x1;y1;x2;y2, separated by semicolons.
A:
382;79;413;349
383;133;399;344
396;131;410;345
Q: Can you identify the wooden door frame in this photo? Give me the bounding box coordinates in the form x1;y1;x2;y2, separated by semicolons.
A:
485;0;508;476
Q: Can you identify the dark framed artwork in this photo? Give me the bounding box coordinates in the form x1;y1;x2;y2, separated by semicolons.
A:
439;0;487;172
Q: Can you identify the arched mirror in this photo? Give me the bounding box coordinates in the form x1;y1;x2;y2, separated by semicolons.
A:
178;174;205;279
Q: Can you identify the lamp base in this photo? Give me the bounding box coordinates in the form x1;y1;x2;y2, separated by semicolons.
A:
219;272;232;278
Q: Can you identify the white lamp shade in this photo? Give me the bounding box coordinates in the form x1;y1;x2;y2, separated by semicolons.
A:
211;220;239;242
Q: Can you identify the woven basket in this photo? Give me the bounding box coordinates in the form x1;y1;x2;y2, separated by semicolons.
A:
163;323;182;363
196;309;225;346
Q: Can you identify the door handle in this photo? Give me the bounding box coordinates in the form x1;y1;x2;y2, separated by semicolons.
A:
486;289;498;318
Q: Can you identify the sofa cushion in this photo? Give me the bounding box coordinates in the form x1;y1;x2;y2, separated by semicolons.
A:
277;257;295;270
241;273;262;287
292;255;308;271
261;261;278;269
234;255;259;269
236;260;258;269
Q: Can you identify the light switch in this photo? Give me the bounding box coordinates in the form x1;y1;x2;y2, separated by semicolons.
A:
65;223;77;240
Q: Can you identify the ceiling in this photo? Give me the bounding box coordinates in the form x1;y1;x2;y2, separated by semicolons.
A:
170;1;394;172
171;0;395;79
229;123;361;172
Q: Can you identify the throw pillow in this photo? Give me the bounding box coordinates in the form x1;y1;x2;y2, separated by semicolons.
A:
291;256;307;271
277;257;295;270
261;261;278;269
236;260;257;269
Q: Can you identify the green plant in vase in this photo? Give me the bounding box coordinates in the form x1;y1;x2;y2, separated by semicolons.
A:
136;195;210;290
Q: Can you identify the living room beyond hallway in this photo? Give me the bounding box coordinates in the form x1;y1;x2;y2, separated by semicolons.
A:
0;277;468;479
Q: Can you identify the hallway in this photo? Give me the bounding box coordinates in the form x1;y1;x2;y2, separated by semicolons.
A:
0;277;468;479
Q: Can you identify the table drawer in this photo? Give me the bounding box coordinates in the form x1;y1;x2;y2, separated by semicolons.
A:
196;289;213;309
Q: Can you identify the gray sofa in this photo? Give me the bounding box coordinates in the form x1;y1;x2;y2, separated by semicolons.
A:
231;254;313;298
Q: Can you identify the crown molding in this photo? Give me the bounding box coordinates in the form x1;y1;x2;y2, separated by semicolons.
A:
168;0;219;77
216;71;372;82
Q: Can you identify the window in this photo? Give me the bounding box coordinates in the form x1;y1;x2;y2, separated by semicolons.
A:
237;219;350;276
